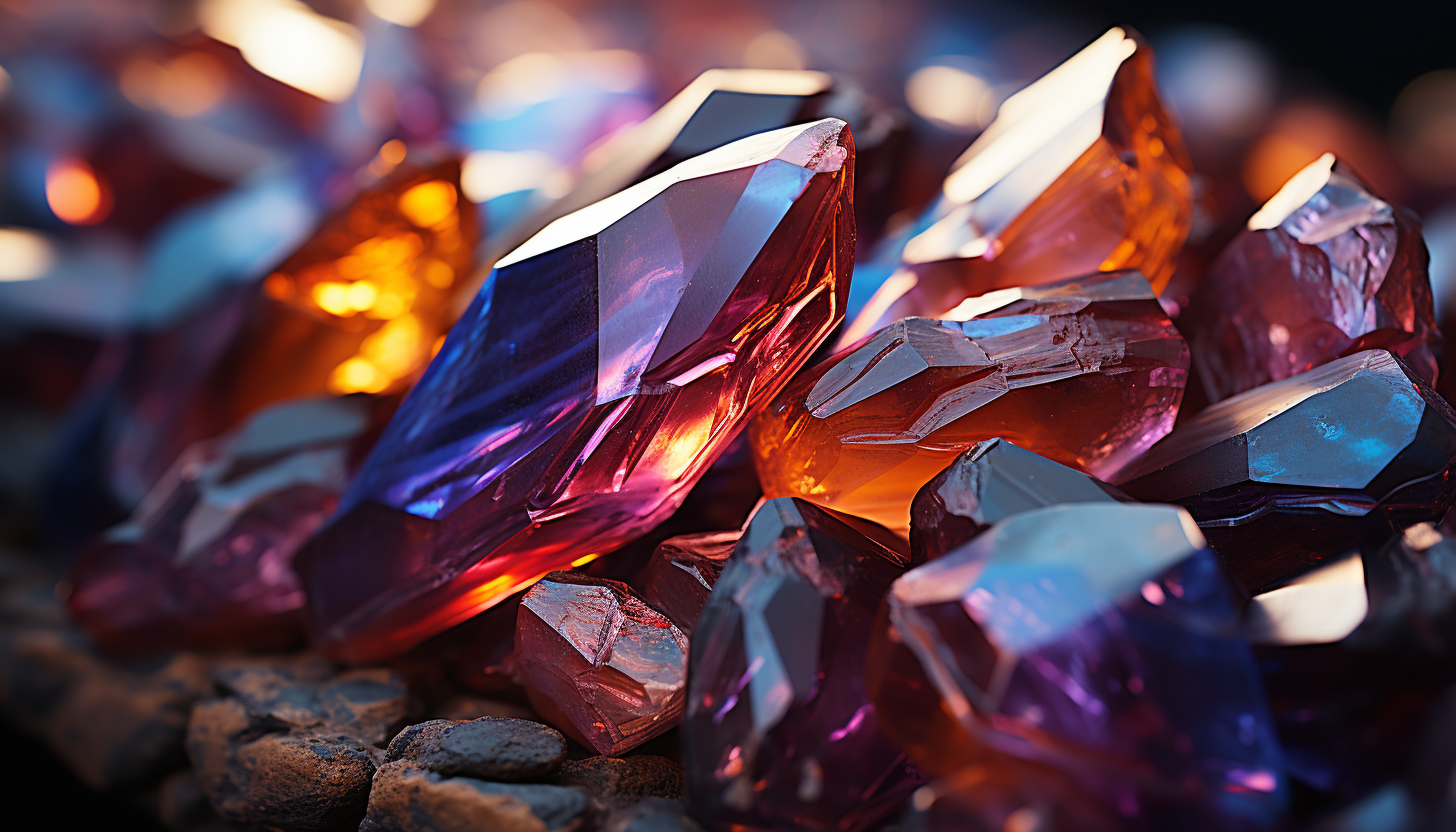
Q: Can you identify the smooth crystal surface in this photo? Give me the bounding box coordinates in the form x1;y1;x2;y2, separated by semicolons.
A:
298;120;855;662
684;497;923;832
516;572;689;756
844;27;1192;345
637;531;738;635
868;503;1286;831
752;271;1188;534
66;397;378;654
1119;350;1456;591
1182;153;1441;403
910;437;1131;562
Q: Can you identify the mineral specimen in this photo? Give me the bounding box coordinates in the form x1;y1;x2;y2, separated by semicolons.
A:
844;27;1192;344
752;270;1187;534
66;396;381;654
684;497;922;832
1181;153;1441;403
298;119;855;662
909;437;1131;562
867;503;1286;831
516;572;689;756
1118;349;1456;592
636;531;739;634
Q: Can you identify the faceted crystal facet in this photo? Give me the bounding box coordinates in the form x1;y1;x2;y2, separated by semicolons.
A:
1118;350;1456;592
516;572;689;756
910;437;1132;563
299;120;855;662
1181;153;1441;403
636;531;738;635
868;503;1286;831
844;27;1192;344
49;158;478;537
684;497;923;832
65;397;380;654
752;271;1188;534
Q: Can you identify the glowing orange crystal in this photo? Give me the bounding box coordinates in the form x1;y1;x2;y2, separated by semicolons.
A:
845;27;1192;345
751;271;1188;534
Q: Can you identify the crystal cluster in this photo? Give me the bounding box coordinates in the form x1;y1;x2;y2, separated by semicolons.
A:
1119;349;1456;591
685;497;924;832
868;504;1286;830
299;119;855;662
1181;153;1441;402
752;270;1188;533
66;397;381;654
845;27;1193;344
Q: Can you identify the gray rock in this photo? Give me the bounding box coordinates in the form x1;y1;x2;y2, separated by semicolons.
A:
385;717;567;781
362;760;590;832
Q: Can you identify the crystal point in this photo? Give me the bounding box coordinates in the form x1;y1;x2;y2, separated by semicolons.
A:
1182;154;1441;402
752;271;1188;534
868;503;1286;830
299;120;855;662
684;497;923;832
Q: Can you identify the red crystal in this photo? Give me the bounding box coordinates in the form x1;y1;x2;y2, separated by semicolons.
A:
636;532;738;635
1181;153;1441;402
516;572;688;756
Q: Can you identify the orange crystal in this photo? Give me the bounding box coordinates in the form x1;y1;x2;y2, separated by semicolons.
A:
844;27;1192;345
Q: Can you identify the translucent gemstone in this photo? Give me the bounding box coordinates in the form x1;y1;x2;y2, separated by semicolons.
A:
1181;153;1441;403
48;158;478;538
751;271;1188;534
1246;522;1456;801
684;497;924;832
844;27;1192;345
910;437;1132;563
1118;350;1456;592
515;572;688;756
867;503;1287;830
637;531;738;635
65;397;378;654
298;120;855;662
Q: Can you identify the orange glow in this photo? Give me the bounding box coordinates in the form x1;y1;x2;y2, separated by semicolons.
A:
398;180;458;228
46;159;111;225
119;52;226;118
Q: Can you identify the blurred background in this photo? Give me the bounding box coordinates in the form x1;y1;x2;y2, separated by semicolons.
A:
1;0;1452;823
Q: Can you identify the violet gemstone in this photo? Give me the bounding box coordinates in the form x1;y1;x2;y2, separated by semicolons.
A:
684;497;924;832
868;504;1287;831
66;397;378;654
1118;349;1456;592
1181;154;1441;403
910;437;1131;563
298;120;855;662
516;572;689;756
637;531;738;635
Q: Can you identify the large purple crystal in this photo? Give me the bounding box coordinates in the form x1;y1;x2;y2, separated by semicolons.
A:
684;497;923;831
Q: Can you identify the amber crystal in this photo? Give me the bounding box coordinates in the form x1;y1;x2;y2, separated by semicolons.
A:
844;27;1192;344
637;531;738;635
516;572;688;756
1181;153;1441;403
867;504;1286;830
684;497;923;832
751;271;1187;534
66;397;381;654
1119;350;1456;592
298;120;854;662
910;438;1131;562
51;158;478;529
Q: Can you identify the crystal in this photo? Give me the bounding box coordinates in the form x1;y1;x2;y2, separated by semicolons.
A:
48;157;478;540
298;120;855;662
910;437;1132;563
844;27;1192;344
684;497;923;832
1180;153;1441;403
751;271;1188;534
1118;350;1456;592
1246;521;1456;801
867;503;1286;830
636;531;738;635
515;572;688;756
64;396;380;654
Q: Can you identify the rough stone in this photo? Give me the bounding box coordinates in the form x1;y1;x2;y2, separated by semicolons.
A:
384;717;567;782
361;760;590;832
555;756;683;806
